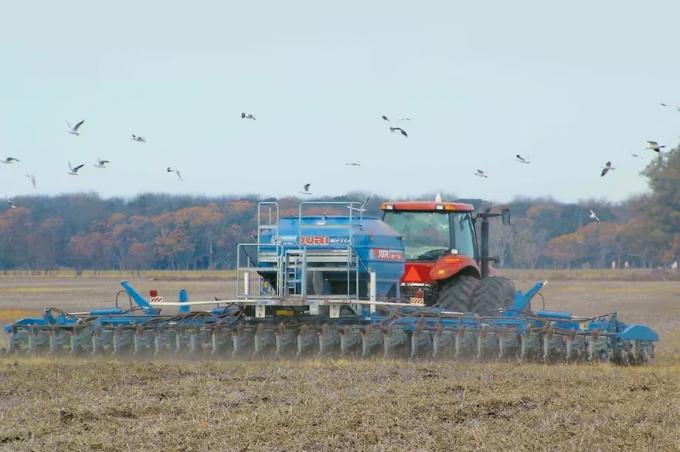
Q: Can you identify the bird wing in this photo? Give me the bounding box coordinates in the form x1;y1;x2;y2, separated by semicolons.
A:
31;175;36;188
304;184;310;191
176;171;183;181
600;168;608;177
73;164;85;172
401;129;408;137
73;120;84;131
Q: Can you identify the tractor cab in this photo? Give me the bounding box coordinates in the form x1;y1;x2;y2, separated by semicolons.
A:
380;201;480;293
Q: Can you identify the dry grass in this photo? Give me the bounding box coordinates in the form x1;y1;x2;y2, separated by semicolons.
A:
1;270;679;450
0;358;678;451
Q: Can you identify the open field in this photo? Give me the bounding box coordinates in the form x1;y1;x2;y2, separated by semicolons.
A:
1;270;679;450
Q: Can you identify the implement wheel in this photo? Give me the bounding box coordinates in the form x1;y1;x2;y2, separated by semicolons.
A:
469;276;515;315
435;274;480;312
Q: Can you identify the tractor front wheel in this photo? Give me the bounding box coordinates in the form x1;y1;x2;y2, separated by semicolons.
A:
435;274;480;312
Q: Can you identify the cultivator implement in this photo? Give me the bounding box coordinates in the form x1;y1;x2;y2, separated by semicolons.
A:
3;280;658;365
2;201;659;364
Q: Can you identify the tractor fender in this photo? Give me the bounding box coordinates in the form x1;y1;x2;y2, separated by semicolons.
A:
429;255;480;281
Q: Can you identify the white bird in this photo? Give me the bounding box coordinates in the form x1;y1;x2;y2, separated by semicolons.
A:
1;157;20;164
131;134;146;143
299;183;312;195
345;161;360;166
600;161;614;177
660;102;680;111
167;167;183;181
241;112;256;120
382;115;411;122
474;169;488;178
389;127;408;137
66;120;85;136
515;154;531;164
646;141;665;153
67;161;85;176
589;209;601;223
25;174;36;188
94;158;110;168
6;199;16;209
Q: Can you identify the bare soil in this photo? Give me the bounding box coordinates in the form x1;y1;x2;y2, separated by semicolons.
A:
0;270;679;451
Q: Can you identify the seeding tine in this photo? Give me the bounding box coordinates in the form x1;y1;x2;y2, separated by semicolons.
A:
254;323;275;356
542;331;550;363
189;328;199;354
133;326;143;355
361;325;382;357
7;329;15;354
70;327;78;354
340;325;361;356
28;326;37;354
48;327;56;355
91;327;100;355
153;330;162;355
410;325;432;359
274;322;296;358
296;323;317;357
318;324;340;356
211;327;220;355
382;325;407;358
454;328;462;359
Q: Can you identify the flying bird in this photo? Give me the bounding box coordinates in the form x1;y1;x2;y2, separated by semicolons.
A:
299;183;312;195
94;158;110;168
131;134;146;143
474;169;488;178
6;199;16;209
1;157;20;164
659;103;680;111
66;120;85;136
25;174;36;188
589;209;601;223
67;162;85;176
345;161;360;166
241;112;256;120
389;127;408;137
600;161;614;177
382;115;410;122
167;167;183;181
631;153;642;159
515;154;531;164
646;141;665;153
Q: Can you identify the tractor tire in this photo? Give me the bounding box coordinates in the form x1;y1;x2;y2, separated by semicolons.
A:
469;276;515;315
435;275;480;312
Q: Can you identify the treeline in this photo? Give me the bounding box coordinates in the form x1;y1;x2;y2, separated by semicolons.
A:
1;148;677;270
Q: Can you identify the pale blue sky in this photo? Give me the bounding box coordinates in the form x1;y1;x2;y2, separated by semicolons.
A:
1;1;678;202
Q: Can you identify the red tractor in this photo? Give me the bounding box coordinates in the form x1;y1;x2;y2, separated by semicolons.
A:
380;199;515;314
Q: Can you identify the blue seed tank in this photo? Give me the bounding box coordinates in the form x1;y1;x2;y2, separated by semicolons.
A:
259;215;405;299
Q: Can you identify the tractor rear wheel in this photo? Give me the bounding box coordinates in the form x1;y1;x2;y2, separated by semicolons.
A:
469;276;515;315
435;275;480;312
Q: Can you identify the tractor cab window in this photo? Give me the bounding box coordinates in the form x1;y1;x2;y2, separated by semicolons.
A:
382;211;450;260
452;213;476;258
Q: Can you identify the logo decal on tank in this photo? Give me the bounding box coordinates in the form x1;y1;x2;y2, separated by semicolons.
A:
369;248;404;261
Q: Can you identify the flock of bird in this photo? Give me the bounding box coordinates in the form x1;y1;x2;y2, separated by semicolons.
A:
0;106;674;214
